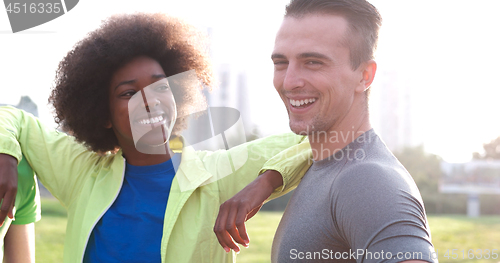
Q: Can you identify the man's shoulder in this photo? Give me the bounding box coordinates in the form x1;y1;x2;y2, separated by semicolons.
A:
344;131;409;177
334;156;416;194
330;159;424;218
347;155;407;173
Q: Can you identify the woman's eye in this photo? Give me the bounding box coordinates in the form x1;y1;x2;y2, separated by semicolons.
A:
155;85;170;92
120;91;137;97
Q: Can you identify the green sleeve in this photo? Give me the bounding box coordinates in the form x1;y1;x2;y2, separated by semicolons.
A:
262;139;312;200
0;106;104;208
11;155;41;225
200;132;312;202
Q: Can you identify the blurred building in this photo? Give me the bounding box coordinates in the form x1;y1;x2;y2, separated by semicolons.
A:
0;95;38;117
206;26;253;134
370;70;415;151
207;64;252;133
440;160;500;217
181;27;256;151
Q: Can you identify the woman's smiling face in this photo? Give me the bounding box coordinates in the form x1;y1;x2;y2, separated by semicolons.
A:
107;56;177;152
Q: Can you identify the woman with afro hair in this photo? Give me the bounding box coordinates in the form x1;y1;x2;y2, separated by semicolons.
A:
0;13;311;263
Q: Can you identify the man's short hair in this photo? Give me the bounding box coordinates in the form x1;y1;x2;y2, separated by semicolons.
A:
285;0;382;70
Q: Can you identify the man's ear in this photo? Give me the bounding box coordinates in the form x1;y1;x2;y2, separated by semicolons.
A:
355;60;377;93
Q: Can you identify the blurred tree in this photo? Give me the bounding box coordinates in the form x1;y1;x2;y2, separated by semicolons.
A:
394;145;472;214
473;136;500;215
394;145;442;193
473;136;500;160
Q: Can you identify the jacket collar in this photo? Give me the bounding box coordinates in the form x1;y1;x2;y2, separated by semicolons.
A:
170;136;213;192
115;136;213;192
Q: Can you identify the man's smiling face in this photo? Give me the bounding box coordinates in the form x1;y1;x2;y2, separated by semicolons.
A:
272;14;366;136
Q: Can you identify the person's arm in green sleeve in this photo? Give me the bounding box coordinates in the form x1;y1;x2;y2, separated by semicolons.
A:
0;106;100;209
213;138;312;252
202;132;310;201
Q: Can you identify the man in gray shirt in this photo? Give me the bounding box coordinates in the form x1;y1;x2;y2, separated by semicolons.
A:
215;0;436;262
272;129;435;262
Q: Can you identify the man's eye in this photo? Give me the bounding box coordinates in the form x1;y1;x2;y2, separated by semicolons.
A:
306;60;322;65
273;61;288;65
273;61;288;70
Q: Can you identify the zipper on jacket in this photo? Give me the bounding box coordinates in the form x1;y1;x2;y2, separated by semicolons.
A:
80;159;126;263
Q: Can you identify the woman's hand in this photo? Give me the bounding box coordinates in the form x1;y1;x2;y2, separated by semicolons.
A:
213;170;283;253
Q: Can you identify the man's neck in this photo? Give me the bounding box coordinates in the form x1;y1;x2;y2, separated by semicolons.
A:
308;114;371;161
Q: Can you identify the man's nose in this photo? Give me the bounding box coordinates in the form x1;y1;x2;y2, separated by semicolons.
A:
282;63;305;91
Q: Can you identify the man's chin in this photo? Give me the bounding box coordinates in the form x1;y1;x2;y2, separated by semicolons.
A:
289;123;313;136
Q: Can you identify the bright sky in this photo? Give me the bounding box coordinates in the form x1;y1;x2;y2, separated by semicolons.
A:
1;0;499;163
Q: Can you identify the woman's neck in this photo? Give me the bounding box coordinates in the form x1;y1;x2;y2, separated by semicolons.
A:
120;142;174;166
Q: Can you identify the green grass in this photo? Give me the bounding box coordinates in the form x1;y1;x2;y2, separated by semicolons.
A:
428;216;500;263
35;198;500;263
238;212;284;263
35;199;66;263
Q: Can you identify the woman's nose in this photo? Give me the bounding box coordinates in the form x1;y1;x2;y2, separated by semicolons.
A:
140;89;160;112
